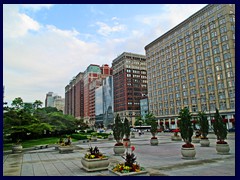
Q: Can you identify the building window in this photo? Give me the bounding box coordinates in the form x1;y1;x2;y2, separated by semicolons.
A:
214;56;221;63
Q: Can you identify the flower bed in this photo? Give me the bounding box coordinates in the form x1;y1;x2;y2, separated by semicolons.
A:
110;146;148;175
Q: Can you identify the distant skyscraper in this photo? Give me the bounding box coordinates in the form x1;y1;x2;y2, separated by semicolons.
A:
112;52;147;126
45;92;65;112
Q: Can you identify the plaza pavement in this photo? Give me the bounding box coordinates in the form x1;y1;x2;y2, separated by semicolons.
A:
3;132;235;176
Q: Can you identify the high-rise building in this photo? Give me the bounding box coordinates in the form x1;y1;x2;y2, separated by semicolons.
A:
112;52;147;125
65;72;84;118
145;4;235;129
65;64;112;126
45;92;65;112
95;76;114;128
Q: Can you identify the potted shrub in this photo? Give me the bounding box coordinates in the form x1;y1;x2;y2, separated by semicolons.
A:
108;132;113;140
171;128;182;141
198;111;210;147
113;114;125;155
109;146;149;176
212;108;230;155
123;118;131;147
12;139;23;153
81;146;109;172
150;119;158;146
178;107;196;159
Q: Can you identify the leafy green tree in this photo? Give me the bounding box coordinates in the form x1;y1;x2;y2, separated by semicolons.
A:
33;100;43;109
123;118;130;140
198;111;209;139
213;108;228;143
113;114;124;145
11;97;24;110
134;116;145;126
178;107;193;145
145;113;156;125
150;120;158;138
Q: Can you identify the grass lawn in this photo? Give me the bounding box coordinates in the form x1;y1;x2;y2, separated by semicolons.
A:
3;137;78;151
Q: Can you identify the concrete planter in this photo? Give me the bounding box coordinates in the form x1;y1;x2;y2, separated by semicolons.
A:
192;137;201;143
150;138;158;146
200;139;210;147
216;143;230;155
81;157;110;172
171;136;182;141
113;145;125;155
12;144;23;153
181;147;196;159
108;134;114;140
109;169;149;176
58;146;74;153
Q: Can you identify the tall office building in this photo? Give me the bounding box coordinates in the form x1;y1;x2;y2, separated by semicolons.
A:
145;4;235;129
45;92;65;112
112;52;147;125
95;76;114;128
65;64;112;126
65;72;84;118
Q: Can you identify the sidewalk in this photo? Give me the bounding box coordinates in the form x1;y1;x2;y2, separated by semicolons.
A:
3;132;235;176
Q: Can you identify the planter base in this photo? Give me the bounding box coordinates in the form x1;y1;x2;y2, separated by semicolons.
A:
216;143;230;155
81;157;109;172
181;147;196;159
109;169;149;176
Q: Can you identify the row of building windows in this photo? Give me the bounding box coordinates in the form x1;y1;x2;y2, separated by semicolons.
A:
146;5;234;53
150;100;235;116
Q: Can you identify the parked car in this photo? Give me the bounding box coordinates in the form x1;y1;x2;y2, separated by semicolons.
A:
228;127;235;132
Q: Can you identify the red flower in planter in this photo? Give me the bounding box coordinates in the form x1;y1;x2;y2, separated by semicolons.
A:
131;146;135;152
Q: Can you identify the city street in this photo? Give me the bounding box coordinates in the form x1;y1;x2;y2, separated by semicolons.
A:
3;132;235;176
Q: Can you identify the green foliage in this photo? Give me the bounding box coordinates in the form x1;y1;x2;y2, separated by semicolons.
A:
71;134;88;140
178;107;193;144
134;116;143;126
11;97;24;109
113;114;124;143
150;120;158;137
213;108;228;142
123;118;130;139
145;113;156;125
198;111;209;138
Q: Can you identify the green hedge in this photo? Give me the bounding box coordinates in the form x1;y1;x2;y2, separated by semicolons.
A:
71;134;88;140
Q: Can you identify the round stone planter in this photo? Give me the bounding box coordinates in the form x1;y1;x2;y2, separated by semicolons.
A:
113;145;125;155
171;136;182;141
192;138;200;143
216;143;230;155
108;135;114;141
131;133;135;138
81;157;110;172
150;138;158;146
12;144;23;153
200;139;210;147
109;169;149;176
181;147;196;159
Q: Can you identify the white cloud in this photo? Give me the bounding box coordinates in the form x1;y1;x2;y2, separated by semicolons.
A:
3;5;41;38
20;4;53;11
96;21;126;36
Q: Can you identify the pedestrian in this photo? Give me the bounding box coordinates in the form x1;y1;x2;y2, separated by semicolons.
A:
138;130;141;136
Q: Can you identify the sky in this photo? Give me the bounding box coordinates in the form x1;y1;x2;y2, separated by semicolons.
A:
3;4;207;106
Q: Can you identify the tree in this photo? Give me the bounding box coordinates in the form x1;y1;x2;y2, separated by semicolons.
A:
150;120;158;138
145;113;156;125
213;108;228;143
198;111;209;139
11;97;24;110
123;118;130;140
33;100;43;109
134;116;143;126
113;114;124;145
178;107;193;146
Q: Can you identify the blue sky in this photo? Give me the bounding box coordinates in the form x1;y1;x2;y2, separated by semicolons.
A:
3;4;207;106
